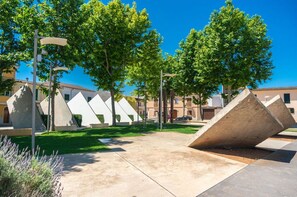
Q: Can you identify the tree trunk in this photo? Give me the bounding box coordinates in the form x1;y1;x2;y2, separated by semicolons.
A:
227;85;232;104
170;90;174;123
163;89;167;123
50;85;56;131
183;95;186;117
110;87;117;126
144;94;147;128
199;102;203;121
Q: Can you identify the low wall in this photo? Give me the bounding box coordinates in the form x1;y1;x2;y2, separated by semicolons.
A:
0;128;32;136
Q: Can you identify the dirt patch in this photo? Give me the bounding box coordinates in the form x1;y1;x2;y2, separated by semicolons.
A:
204;148;273;164
269;135;297;142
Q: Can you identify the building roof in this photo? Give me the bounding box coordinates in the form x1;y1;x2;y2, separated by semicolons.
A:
253;86;297;91
97;90;111;102
16;79;96;92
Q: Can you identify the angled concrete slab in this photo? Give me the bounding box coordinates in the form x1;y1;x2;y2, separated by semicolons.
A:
68;92;101;127
6;85;45;131
40;90;77;130
118;97;142;122
264;95;295;130
105;98;132;123
89;94;112;125
187;89;284;149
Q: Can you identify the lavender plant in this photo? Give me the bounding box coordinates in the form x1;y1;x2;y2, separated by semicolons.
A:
0;136;63;196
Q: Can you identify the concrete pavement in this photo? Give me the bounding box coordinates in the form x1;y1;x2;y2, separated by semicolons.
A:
199;140;297;197
61;132;246;197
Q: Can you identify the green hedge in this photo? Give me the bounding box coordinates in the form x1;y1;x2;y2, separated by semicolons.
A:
0;136;63;196
96;114;105;123
128;115;134;121
41;114;50;126
73;114;82;127
116;114;121;122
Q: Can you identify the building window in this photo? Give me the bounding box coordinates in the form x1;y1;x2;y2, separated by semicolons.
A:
284;93;290;104
87;97;92;102
4;91;10;96
289;108;295;114
64;94;70;101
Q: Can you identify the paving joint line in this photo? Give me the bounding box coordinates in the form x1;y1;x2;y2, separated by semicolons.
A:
114;152;176;197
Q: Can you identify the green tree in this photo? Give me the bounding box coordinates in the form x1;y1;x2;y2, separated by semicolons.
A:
127;30;163;124
204;0;273;103
16;0;84;131
0;0;24;94
176;29;219;120
80;0;151;125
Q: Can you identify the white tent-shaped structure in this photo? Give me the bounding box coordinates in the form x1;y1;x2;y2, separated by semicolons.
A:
105;98;132;124
67;92;101;127
89;94;112;125
40;90;77;130
6;85;45;131
118;97;142;122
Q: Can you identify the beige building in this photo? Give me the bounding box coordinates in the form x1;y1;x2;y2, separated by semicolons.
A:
146;96;222;121
252;87;297;122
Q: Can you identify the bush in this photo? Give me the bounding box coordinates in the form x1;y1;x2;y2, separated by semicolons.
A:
96;114;105;123
115;114;121;122
128;115;134;121
73;114;82;127
41;114;50;127
0;136;63;196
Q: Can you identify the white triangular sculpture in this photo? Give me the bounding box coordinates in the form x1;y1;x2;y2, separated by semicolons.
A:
6;85;45;131
89;94;113;125
67;92;101;126
40;90;77;128
118;97;142;122
105;98;132;123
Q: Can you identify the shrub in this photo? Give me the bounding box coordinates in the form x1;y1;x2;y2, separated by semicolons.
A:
128;115;134;121
115;114;121;122
96;114;105;123
73;114;82;127
0;136;63;196
41;114;50;126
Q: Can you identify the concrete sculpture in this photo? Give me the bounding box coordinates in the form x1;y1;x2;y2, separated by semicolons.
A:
105;97;132;124
6;85;45;131
187;89;284;149
40;90;77;130
68;92;101;127
89;94;113;125
118;97;142;122
264;95;295;130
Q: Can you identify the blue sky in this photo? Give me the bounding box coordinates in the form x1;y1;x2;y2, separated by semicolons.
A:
16;0;297;95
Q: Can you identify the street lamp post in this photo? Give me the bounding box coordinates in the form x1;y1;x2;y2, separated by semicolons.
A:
32;29;67;154
159;70;176;131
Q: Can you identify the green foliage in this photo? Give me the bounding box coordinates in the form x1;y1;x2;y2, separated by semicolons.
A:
115;114;121;122
96;114;105;123
175;29;219;120
0;0;26;94
73;114;82;127
0;136;63;196
127;30;163;98
204;0;273;92
128;115;134;121
80;0;153;125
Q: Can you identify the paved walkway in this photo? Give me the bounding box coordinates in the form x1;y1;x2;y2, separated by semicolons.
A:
199;140;297;197
61;132;246;197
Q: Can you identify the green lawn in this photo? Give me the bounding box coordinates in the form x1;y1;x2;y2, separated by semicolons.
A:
9;123;201;155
